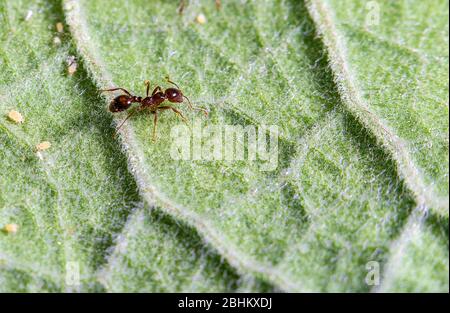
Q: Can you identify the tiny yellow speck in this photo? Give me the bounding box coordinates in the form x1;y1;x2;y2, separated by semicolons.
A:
36;141;51;151
7;110;24;123
196;13;207;24
56;22;64;33
4;224;18;234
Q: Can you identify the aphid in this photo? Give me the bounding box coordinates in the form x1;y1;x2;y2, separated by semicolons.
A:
66;55;77;75
67;62;77;75
196;13;207;24
7;110;24;124
3;223;18;234
101;77;208;141
36;141;51;151
56;22;64;33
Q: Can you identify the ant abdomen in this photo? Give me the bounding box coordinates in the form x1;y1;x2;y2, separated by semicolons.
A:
109;95;133;112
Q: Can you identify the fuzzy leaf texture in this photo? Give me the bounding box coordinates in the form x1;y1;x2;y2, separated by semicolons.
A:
63;0;448;292
0;0;266;292
307;0;449;216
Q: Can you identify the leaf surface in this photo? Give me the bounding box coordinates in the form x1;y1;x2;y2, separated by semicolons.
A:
307;0;449;216
64;0;448;291
0;0;260;292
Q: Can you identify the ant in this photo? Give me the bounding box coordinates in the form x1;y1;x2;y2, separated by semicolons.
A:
178;0;221;15
101;77;208;141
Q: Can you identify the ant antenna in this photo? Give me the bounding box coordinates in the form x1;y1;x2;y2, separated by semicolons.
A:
183;95;209;116
183;94;192;106
144;80;151;96
165;76;181;89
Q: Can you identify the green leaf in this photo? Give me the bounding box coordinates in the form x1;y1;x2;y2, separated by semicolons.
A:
64;0;449;291
0;0;263;292
306;0;449;216
377;212;449;292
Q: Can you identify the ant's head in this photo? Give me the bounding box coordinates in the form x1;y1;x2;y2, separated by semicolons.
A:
165;88;184;103
109;95;133;112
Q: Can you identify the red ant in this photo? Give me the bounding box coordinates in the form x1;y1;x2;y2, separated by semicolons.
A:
101;77;208;141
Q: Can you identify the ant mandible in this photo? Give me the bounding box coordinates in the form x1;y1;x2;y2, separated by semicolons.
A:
101;77;208;141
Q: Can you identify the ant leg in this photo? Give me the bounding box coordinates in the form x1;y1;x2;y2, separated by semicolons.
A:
144;80;151;97
165;76;181;89
100;87;132;96
113;107;141;137
144;81;162;97
152;112;158;142
183;95;208;117
152;86;163;96
158;106;188;124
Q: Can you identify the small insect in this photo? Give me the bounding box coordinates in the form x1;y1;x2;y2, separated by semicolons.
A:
101;77;208;141
3;223;18;234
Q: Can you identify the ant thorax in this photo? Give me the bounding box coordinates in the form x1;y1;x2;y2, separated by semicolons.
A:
151;92;167;105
